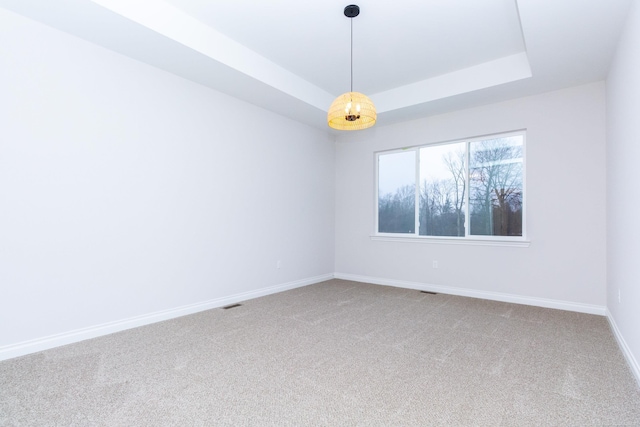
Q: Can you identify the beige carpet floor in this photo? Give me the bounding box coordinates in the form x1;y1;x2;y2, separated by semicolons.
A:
1;279;639;426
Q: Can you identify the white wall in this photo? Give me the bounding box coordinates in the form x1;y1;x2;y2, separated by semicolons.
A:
606;0;640;379
335;82;607;311
0;9;335;354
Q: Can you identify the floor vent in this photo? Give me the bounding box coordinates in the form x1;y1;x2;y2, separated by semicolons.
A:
420;291;438;295
222;303;242;310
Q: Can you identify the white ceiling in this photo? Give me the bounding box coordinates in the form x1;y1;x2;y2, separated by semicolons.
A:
0;0;633;132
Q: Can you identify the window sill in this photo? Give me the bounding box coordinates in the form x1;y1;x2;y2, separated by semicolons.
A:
370;235;531;247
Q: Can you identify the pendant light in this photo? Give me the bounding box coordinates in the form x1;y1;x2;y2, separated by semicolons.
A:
327;4;376;131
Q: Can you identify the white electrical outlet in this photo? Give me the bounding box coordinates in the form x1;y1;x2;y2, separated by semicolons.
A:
277;260;281;269
618;289;621;303
433;260;438;269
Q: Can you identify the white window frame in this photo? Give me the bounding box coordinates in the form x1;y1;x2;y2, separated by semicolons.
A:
373;130;529;247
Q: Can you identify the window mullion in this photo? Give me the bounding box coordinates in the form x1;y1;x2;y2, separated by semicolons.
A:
465;141;470;238
414;148;420;236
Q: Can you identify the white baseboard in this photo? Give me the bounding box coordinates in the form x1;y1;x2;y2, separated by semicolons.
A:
606;309;640;387
334;273;606;315
0;274;333;362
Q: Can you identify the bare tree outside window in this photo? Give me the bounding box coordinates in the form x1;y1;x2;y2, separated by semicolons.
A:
419;143;466;236
469;137;523;236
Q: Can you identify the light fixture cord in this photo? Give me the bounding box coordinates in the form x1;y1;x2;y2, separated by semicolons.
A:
350;17;353;93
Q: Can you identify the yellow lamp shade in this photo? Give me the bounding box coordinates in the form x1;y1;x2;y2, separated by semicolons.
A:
327;91;376;131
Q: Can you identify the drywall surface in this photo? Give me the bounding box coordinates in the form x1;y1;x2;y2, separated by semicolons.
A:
0;8;335;349
335;82;607;308
606;0;640;379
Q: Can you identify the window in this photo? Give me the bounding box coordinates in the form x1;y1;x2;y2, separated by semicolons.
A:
378;150;416;233
376;132;525;240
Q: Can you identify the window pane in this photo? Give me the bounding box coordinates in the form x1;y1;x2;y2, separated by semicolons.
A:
378;151;416;233
419;143;466;236
469;136;523;236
